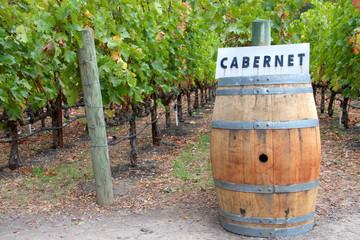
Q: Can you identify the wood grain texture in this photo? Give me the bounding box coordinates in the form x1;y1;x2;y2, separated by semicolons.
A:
216;188;317;219
210;127;320;185
213;83;318;122
210;79;321;234
78;28;114;206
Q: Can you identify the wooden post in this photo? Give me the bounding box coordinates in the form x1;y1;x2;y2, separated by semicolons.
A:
78;28;114;206
252;20;271;46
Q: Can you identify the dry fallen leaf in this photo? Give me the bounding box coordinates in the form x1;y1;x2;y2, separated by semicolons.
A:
112;36;123;43
44;169;58;176
41;41;56;53
155;31;166;41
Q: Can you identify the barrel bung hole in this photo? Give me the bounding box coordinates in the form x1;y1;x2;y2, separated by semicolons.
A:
259;154;268;163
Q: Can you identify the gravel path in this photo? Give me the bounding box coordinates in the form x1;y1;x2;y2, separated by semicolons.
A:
1;205;359;240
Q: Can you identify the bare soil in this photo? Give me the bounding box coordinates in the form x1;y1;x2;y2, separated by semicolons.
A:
0;97;359;239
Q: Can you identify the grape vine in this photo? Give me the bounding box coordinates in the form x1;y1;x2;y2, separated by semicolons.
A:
2;0;359;169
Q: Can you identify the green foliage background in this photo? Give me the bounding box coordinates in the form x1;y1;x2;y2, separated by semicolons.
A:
1;0;359;125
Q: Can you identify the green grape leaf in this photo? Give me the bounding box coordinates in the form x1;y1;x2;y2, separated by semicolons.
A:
0;54;16;65
64;50;77;63
15;25;28;43
119;26;131;39
153;2;163;15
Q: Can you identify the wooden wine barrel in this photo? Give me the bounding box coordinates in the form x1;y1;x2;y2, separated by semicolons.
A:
210;74;321;237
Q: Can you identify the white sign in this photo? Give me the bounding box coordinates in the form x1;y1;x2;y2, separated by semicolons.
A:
215;43;309;79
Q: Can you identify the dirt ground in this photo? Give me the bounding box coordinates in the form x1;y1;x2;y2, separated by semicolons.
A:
1;204;360;240
0;96;360;239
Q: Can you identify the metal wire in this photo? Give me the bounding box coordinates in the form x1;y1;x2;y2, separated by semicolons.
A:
0;115;86;144
108;110;167;146
107;96;214;146
0;91;216;145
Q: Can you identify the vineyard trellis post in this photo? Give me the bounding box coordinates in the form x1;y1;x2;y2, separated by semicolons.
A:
78;28;114;206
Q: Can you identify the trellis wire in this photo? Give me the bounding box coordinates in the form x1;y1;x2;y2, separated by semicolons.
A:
0;92;214;145
0;115;86;144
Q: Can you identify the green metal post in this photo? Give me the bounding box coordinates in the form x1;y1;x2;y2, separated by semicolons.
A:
78;28;114;206
252;20;271;46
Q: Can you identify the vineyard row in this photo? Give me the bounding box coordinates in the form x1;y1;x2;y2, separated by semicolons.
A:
0;83;216;170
